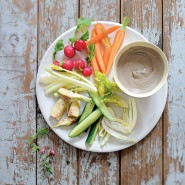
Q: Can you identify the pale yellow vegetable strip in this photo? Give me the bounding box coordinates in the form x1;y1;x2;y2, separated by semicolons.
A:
46;68;97;92
107;107;129;126
100;133;110;146
128;98;133;128
51;65;97;90
44;81;68;95
99;127;105;137
122;108;128;123
130;98;137;131
102;118;130;134
102;121;135;142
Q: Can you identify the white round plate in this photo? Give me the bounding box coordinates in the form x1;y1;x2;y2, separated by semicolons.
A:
36;21;167;152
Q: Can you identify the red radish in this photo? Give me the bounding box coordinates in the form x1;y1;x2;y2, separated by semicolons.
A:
74;40;86;51
61;59;74;70
82;67;92;76
74;59;85;70
64;45;76;58
53;60;59;66
49;149;55;156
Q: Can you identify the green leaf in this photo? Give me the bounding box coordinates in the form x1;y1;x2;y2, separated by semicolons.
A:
77;17;92;27
52;51;57;60
55;39;64;51
29;136;36;145
88;43;95;53
75;17;92;35
32;144;40;152
93;70;128;108
86;43;95;62
70;31;89;43
53;39;64;59
69;37;78;44
80;30;89;41
102;94;126;108
29;128;48;145
36;128;48;137
95;70;120;92
43;156;53;174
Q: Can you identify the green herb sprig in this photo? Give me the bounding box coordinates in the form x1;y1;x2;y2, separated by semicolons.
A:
43;156;53;174
69;17;92;44
53;39;64;60
76;17;92;34
29;128;48;146
29;128;55;175
32;143;40;152
86;43;95;63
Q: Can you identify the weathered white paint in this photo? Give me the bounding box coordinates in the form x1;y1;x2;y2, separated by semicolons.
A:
131;137;161;168
79;152;119;185
146;137;161;163
142;28;161;46
164;0;185;184
2;0;185;184
107;152;119;185
37;0;79;185
130;0;162;46
81;0;120;22
0;0;37;184
141;174;160;185
79;152;101;184
166;163;185;185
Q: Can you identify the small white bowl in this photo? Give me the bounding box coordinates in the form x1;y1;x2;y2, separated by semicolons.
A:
113;41;168;98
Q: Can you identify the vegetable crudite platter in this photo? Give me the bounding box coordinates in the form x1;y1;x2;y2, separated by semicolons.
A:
36;17;168;152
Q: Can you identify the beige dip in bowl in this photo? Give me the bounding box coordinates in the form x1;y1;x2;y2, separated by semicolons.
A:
113;41;168;98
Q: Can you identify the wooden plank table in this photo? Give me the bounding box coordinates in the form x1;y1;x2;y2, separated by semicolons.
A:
0;0;184;184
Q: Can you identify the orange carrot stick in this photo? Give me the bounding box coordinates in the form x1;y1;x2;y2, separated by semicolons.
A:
92;29;105;73
86;26;120;45
103;46;112;68
91;30;101;72
105;17;129;75
92;57;101;72
94;23;111;47
94;23;112;68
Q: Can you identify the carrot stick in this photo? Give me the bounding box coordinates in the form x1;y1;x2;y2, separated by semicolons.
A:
92;57;101;72
91;30;101;72
103;46;112;68
92;29;105;73
105;17;129;75
86;26;120;45
94;23;112;68
94;23;111;47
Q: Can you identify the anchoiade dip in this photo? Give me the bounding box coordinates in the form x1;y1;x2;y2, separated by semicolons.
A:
117;46;164;94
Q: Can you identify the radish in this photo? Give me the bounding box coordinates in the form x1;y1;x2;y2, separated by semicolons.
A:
74;59;85;70
49;149;55;156
74;39;86;51
82;67;92;76
61;59;74;71
53;60;59;66
64;45;76;58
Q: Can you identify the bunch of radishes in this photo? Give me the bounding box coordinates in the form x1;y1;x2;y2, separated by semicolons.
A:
53;39;92;77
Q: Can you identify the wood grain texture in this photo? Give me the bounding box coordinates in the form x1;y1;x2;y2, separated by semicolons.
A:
0;0;37;184
2;0;185;184
121;0;163;184
37;0;79;184
79;1;120;185
163;0;185;184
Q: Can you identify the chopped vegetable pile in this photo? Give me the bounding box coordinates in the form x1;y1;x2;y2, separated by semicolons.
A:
39;17;138;147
